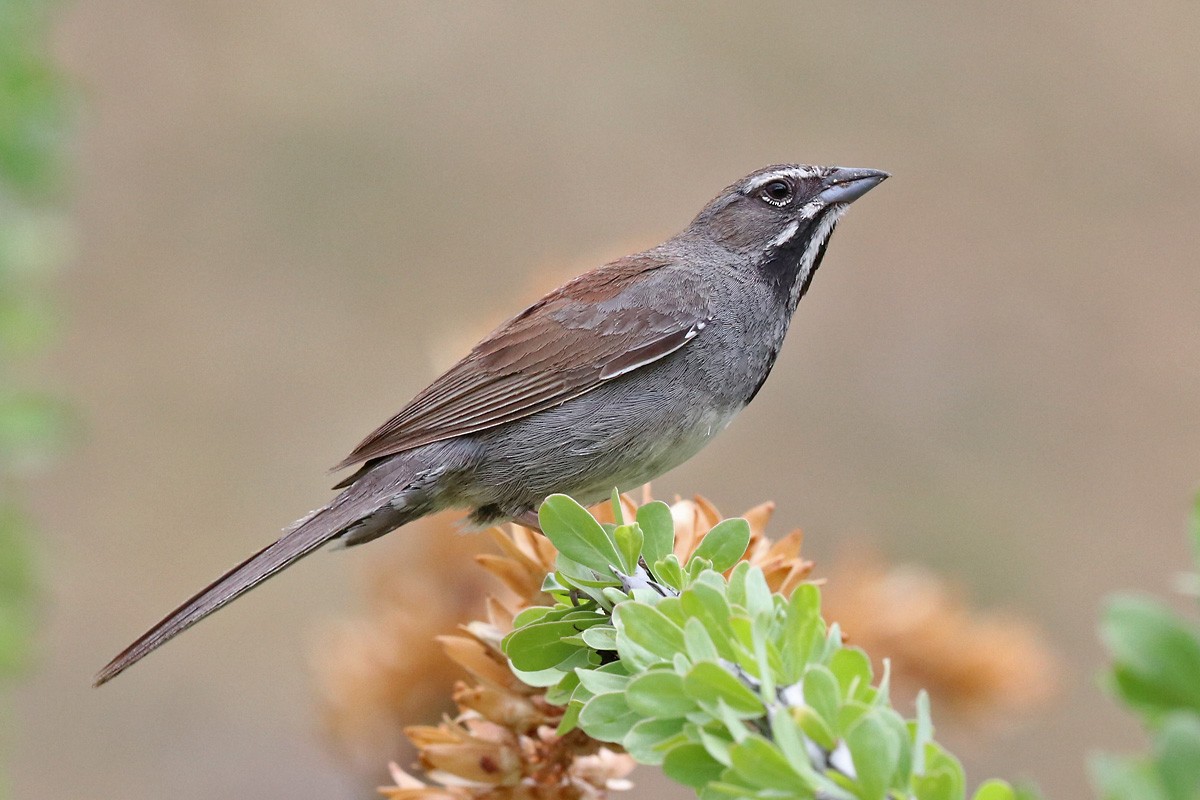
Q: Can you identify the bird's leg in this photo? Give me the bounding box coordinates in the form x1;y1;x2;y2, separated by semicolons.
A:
513;509;543;532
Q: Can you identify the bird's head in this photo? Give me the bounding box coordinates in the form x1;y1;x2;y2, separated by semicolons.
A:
688;163;888;308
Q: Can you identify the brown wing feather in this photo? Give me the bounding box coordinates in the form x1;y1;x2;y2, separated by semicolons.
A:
333;253;708;474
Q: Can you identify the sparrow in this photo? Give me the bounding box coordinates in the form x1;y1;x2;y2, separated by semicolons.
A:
95;163;887;685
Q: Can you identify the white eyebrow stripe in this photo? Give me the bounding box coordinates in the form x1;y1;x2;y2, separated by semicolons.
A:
743;166;822;193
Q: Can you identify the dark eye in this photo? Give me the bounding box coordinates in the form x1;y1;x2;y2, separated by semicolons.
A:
760;179;793;206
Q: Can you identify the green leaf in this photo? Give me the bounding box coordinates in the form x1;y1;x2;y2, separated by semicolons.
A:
0;392;69;465
752;614;776;701
503;615;602;672
1155;712;1200;800
555;555;617;609
728;562;752;608
698;726;735;767
663;742;726;789
836;700;871;741
680;583;738;661
702;782;771;800
1102;595;1200;717
783;583;824;680
623;717;687;766
694;569;727;591
613;523;644;575
875;658;892;708
1190;490;1200;575
830;647;874;702
610;488;625;525
540;573;572;599
803;665;842;731
684;661;764;718
913;690;935;775
691;518;751;573
653;554;686;590
555;699;583;736
913;743;966;800
615;601;686;663
627;669;697;718
655;596;687;626
972;780;1017;800
688;555;714;581
845;711;902;800
602;587;630;606
914;771;961;800
1013;783;1043;800
823;622;846;661
770;708;819;783
554;554;616;588
728;616;758;672
545;667;581;704
1090;753;1165;800
877;705;915;789
796;706;837;751
729;735;805;792
511;647;591;688
575;666;629;695
742;566;774;619
717;699;752;742
578;691;641;742
684;617;721;663
638;501;676;568
580;624;618;652
539;494;623;574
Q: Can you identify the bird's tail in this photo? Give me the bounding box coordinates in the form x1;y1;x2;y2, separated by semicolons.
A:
94;466;414;686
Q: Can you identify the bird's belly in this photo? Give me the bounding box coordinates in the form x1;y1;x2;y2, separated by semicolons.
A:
562;404;739;501
461;381;743;512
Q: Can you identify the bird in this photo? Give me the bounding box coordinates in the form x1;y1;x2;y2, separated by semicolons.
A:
95;163;887;686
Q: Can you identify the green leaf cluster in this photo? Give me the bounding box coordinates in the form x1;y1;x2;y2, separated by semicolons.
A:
502;493;1016;800
0;4;68;796
0;0;70;199
1091;493;1200;800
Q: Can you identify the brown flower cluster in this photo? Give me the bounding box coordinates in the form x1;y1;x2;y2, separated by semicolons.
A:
380;522;634;799
820;551;1058;717
312;514;495;772
666;495;814;595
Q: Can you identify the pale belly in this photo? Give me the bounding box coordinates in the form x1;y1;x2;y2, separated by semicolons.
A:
562;404;741;503
459;384;746;514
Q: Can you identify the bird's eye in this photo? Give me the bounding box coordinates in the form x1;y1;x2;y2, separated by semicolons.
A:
760;179;793;206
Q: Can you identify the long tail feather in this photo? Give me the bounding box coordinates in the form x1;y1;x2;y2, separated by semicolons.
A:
94;511;340;686
93;462;418;687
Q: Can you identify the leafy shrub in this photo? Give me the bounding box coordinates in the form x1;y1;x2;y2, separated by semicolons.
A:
1091;494;1200;800
501;493;1019;800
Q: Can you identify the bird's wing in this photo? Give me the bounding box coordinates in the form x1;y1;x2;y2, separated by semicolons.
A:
333;253;710;474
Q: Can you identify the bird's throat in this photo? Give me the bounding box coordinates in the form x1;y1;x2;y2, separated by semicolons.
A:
760;205;845;314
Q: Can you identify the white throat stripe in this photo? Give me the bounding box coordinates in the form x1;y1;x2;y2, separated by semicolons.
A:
768;220;800;248
789;204;847;309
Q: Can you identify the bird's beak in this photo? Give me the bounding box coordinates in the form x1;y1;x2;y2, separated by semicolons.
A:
818;167;890;205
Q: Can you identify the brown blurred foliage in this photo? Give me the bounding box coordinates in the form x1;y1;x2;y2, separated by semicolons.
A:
822;551;1059;719
312;514;498;772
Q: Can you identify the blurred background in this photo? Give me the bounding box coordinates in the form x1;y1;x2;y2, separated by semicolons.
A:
6;1;1199;798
